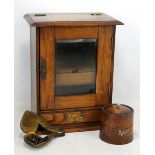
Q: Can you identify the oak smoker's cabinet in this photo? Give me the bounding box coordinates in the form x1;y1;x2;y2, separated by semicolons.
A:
24;13;123;132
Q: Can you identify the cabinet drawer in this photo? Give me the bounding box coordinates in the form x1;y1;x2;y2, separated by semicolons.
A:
40;107;101;124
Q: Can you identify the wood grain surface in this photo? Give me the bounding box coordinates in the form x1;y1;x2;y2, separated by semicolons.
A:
24;13;123;27
96;26;115;106
99;104;134;145
39;27;55;110
55;27;98;39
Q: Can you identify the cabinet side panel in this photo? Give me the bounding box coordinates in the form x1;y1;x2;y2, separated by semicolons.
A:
96;26;115;105
40;27;55;110
109;26;116;103
30;27;39;113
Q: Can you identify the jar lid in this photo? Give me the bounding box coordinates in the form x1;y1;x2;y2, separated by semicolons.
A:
102;104;133;117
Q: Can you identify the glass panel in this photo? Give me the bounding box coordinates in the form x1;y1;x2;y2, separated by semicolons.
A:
55;39;97;96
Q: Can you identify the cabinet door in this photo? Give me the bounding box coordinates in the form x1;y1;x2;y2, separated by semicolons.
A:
39;26;115;111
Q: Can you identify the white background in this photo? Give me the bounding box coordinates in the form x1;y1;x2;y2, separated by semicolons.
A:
3;0;155;155
13;0;140;155
2;0;154;155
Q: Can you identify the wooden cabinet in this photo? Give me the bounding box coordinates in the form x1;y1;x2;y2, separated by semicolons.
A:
24;13;123;132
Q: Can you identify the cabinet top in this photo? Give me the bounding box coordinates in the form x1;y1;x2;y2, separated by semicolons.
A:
24;13;123;27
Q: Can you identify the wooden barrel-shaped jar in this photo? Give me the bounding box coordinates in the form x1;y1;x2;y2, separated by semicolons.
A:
99;104;134;145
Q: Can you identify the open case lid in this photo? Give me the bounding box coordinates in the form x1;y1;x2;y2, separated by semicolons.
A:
24;12;124;27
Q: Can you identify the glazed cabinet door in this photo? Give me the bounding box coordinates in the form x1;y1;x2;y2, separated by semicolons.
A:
39;26;115;111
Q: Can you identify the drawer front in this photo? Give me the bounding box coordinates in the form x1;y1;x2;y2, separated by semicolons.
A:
40;107;101;124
